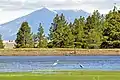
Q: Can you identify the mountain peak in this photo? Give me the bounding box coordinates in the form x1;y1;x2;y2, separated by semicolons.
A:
0;8;89;40
41;7;50;11
40;7;58;14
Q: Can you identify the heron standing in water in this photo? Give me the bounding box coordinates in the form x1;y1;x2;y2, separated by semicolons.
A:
79;64;83;68
53;60;59;66
77;63;84;68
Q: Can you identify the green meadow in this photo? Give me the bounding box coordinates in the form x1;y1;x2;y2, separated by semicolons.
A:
0;71;120;80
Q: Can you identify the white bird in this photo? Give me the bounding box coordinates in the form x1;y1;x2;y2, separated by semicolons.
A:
53;60;59;66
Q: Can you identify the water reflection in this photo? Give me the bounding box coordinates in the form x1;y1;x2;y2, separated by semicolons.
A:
0;56;120;72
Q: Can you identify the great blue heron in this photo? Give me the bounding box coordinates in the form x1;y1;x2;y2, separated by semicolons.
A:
77;63;83;68
79;64;83;68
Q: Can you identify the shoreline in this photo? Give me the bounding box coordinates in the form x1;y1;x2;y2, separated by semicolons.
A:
0;48;120;56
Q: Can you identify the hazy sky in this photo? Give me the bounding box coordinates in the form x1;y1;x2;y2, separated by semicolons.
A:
0;0;119;24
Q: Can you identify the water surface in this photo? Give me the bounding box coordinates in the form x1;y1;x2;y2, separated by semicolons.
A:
0;56;120;72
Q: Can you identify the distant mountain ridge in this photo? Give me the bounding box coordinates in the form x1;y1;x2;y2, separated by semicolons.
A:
0;8;90;40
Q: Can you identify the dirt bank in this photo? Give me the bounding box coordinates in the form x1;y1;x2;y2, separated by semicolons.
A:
0;48;120;56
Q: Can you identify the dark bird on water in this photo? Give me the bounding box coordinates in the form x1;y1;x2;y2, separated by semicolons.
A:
77;63;83;68
79;64;83;68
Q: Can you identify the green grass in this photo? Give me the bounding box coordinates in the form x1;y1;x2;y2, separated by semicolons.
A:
0;71;120;80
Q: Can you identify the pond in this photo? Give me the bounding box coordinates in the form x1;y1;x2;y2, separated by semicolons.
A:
0;56;120;72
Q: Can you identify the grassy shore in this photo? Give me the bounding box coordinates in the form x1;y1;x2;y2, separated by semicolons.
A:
0;71;120;80
0;48;120;56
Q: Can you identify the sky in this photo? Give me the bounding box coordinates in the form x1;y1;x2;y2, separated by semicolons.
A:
0;0;119;24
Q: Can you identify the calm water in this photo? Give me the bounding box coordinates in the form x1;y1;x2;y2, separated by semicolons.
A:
0;56;120;72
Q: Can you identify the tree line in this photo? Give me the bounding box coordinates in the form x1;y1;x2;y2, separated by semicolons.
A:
0;6;120;49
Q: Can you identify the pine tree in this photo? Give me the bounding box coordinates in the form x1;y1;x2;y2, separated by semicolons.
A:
37;23;47;48
49;14;74;48
49;14;59;43
84;10;103;49
0;34;4;48
64;23;74;48
73;16;85;48
48;14;60;48
101;6;120;48
15;22;34;48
